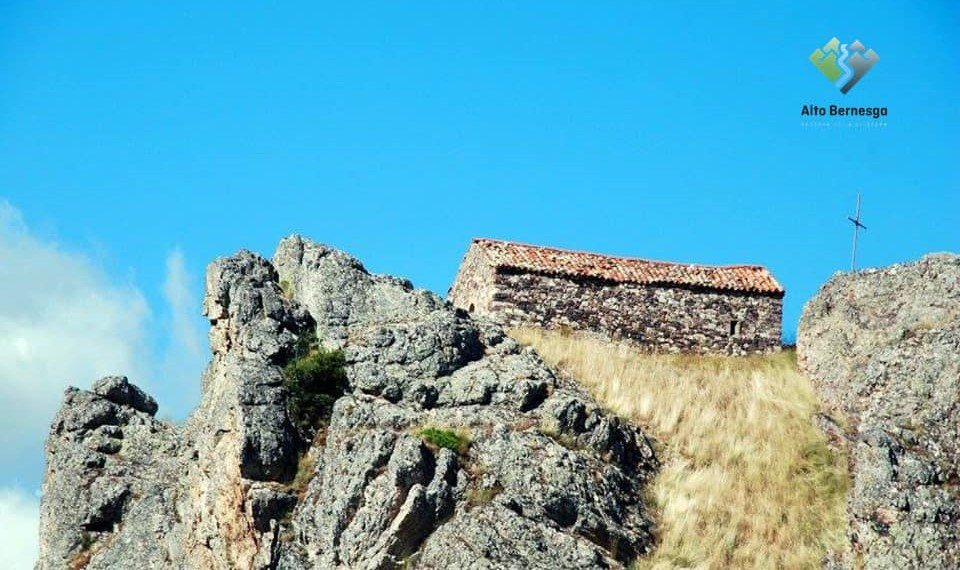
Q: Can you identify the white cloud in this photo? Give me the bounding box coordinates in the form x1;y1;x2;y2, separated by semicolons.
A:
164;248;203;358
0;202;210;566
159;248;207;415
0;201;151;474
0;487;39;570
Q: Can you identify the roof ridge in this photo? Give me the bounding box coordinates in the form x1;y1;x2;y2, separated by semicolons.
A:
472;237;770;271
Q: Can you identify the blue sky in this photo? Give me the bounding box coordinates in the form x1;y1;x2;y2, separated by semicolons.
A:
0;2;958;566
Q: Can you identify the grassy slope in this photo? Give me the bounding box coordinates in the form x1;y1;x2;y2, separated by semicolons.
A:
511;329;848;570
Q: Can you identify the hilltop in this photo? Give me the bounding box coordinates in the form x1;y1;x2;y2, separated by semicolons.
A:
36;238;959;569
38;236;658;570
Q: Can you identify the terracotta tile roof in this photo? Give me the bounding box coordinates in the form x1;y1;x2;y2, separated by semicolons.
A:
473;238;784;295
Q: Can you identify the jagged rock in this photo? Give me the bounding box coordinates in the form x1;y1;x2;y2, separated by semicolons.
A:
38;384;179;570
247;486;298;533
38;236;658;570
92;376;159;415
273;236;486;403
798;253;960;569
415;504;613;569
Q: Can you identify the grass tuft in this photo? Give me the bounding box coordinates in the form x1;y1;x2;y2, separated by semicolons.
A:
511;328;850;570
417;427;470;456
279;279;293;298
288;452;318;499
465;482;504;508
68;533;97;570
538;419;583;452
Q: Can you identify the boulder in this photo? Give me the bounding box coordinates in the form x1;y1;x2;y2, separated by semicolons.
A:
798;253;960;569
92;375;159;415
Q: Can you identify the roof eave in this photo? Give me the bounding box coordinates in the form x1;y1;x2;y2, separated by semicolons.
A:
494;264;785;296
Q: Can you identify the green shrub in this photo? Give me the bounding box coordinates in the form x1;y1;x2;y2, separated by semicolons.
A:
283;332;347;441
417;427;470;455
291;328;319;356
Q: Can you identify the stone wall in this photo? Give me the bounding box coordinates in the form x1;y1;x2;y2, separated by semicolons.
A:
451;255;782;354
448;242;498;314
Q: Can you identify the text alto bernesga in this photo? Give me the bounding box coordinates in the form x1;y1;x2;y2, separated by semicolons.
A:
801;105;888;119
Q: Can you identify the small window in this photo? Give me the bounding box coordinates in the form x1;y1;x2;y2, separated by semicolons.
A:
729;320;742;337
468;303;476;313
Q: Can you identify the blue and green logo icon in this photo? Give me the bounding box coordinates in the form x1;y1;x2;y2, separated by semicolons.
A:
809;37;879;94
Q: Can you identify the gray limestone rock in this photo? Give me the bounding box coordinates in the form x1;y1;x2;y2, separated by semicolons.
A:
38;385;180;570
91;375;159;415
38;236;658;570
798;253;960;569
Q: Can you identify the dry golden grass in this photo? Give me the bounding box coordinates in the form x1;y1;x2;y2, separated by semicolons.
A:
511;329;849;570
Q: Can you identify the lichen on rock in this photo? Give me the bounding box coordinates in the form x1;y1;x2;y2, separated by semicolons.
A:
798;253;960;569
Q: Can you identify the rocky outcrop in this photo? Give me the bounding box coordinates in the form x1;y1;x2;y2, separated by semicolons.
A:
38;377;178;570
798;254;960;569
38;236;658;570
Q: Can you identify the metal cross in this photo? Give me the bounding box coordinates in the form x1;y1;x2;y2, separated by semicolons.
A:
847;193;867;271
